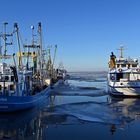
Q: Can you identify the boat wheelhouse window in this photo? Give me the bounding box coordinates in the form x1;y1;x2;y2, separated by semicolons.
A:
0;76;4;81
0;85;1;90
5;76;9;81
123;73;129;80
11;76;14;81
10;85;15;91
116;73;129;81
121;64;126;67
116;73;123;81
132;64;137;67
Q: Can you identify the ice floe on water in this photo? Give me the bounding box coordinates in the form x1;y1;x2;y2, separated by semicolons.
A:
52;79;108;97
49;72;140;127
47;98;140;126
69;71;107;82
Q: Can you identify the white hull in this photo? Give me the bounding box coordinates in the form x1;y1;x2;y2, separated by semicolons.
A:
108;47;140;97
108;86;140;97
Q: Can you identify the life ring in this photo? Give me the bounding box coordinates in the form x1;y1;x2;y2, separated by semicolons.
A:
118;68;122;72
111;76;115;80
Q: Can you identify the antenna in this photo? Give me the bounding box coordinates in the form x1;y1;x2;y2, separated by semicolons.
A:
117;44;125;59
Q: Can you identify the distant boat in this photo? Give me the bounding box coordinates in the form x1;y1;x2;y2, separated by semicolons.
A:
56;61;68;81
108;46;140;97
0;22;60;112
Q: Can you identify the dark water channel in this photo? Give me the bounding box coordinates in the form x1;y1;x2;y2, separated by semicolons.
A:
0;72;140;140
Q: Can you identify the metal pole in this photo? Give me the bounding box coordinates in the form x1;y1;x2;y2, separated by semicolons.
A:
12;53;17;67
52;45;57;69
14;23;22;68
38;22;43;84
4;22;8;56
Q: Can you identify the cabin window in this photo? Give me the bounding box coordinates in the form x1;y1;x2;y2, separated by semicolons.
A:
116;73;123;81
116;73;129;81
5;76;9;81
123;73;129;80
121;64;126;67
0;76;4;82
0;85;1;90
11;76;14;81
132;64;137;67
10;85;15;91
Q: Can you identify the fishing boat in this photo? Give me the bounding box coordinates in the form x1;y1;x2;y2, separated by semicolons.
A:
108;46;140;97
56;61;67;80
0;22;59;112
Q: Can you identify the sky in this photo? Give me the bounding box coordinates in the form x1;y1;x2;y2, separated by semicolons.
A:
0;0;140;71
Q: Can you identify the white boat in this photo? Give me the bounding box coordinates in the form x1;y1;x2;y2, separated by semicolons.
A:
108;46;140;97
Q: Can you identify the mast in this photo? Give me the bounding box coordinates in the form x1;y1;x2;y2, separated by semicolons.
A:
47;45;52;77
52;45;57;69
38;22;43;67
31;25;34;46
31;25;38;73
4;22;8;56
117;45;124;60
38;22;43;84
2;22;13;57
14;23;22;68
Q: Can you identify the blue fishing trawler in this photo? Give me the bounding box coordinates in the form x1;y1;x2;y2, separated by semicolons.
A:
0;22;59;112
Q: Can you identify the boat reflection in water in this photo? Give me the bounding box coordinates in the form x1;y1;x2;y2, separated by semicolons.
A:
109;97;140;119
108;96;140;134
1;94;140;139
0;95;68;140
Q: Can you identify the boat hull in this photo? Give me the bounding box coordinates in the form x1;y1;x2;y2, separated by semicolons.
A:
0;87;51;112
108;85;140;97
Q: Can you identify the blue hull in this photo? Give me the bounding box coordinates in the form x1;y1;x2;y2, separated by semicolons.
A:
0;87;51;112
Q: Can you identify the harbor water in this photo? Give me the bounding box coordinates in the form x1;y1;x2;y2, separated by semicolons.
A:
1;71;140;140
